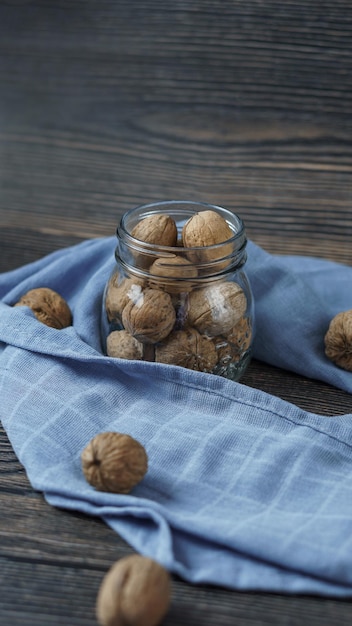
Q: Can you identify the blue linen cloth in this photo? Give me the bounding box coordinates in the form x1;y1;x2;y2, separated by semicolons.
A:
0;236;352;596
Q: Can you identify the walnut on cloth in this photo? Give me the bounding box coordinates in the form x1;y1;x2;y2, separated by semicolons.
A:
81;431;148;494
324;309;352;372
14;287;72;329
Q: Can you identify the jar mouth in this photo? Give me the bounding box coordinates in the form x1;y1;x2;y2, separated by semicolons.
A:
118;200;246;248
115;200;247;280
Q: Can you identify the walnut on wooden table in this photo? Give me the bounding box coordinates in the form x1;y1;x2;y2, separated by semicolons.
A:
96;554;171;626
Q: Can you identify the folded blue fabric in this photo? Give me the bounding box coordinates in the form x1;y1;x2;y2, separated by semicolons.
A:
0;236;352;597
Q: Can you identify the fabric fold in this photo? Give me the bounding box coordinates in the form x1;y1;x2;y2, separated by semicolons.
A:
1;236;352;596
246;241;352;394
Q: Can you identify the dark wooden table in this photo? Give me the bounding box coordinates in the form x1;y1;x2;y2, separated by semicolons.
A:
1;2;352;624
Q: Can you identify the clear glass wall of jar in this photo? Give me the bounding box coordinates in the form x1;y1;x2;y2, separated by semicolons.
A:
101;200;254;381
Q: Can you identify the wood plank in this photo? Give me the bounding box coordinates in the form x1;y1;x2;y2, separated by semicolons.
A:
1;1;352;624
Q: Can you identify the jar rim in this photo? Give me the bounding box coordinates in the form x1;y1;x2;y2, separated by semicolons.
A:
117;200;246;254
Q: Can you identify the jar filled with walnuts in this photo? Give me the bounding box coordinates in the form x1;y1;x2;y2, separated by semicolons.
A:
101;201;255;381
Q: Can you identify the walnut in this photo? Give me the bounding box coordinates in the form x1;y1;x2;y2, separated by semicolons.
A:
155;328;218;372
122;288;176;344
81;432;148;494
131;213;177;247
106;330;144;360
324;309;352;371
187;281;247;336
14;287;72;329
182;209;233;266
130;214;178;269
149;254;198;293
96;555;171;626
214;316;252;364
105;275;145;322
227;316;253;353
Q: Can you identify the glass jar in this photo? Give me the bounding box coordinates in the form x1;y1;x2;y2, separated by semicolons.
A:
101;200;254;381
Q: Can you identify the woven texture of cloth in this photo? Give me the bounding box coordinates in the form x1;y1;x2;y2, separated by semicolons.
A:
0;237;352;596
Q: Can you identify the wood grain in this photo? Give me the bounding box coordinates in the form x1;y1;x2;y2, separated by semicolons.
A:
1;1;352;624
1;0;352;267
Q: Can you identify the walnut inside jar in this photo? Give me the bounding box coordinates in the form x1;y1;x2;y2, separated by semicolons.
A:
122;288;176;344
131;213;178;247
130;213;178;269
214;316;252;364
155;328;218;372
228;316;252;352
106;330;144;360
105;274;145;323
187;281;247;337
182;209;234;268
149;254;198;293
